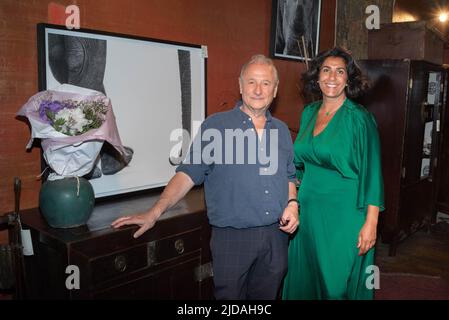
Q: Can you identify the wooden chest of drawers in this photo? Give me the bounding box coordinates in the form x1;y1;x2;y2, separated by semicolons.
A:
20;187;213;299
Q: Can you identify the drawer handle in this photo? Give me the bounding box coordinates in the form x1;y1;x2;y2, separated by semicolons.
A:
114;255;127;272
174;239;185;255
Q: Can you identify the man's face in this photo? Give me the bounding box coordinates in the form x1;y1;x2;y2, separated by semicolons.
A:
239;63;278;112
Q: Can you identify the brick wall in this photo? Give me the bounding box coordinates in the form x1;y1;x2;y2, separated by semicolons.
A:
0;0;336;243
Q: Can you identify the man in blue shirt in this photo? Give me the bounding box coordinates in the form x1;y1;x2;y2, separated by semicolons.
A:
112;54;299;299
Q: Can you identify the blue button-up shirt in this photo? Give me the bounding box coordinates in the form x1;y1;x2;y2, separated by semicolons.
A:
176;101;296;228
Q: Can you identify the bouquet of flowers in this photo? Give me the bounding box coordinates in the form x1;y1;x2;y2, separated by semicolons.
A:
38;98;108;136
17;84;132;179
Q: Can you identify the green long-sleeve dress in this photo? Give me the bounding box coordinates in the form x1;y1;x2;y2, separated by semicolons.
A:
282;98;385;300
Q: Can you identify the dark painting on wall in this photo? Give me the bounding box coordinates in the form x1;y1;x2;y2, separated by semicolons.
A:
270;0;322;61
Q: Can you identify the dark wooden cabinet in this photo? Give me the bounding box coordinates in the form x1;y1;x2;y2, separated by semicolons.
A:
20;187;214;299
357;59;445;255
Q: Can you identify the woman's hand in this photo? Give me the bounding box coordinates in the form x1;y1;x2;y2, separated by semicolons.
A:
111;211;158;238
357;205;380;255
357;220;377;256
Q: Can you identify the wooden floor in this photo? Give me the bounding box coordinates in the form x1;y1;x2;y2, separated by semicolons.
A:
375;221;449;287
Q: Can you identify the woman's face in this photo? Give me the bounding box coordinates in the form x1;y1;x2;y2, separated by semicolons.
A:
318;56;348;100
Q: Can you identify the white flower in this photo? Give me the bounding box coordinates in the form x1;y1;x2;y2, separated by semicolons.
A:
55;108;92;135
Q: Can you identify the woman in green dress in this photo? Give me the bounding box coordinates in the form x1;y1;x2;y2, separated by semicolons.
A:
282;47;384;300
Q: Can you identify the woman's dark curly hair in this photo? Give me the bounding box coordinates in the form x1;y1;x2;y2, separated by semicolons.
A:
303;47;368;99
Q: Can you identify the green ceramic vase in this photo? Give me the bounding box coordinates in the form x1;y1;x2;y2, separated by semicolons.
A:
39;177;95;228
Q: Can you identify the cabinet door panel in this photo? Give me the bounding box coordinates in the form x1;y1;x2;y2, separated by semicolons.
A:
403;62;442;185
92;257;201;299
89;244;149;285
437;71;449;212
402;63;428;184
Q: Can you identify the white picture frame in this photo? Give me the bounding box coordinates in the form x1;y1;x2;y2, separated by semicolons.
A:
37;24;206;198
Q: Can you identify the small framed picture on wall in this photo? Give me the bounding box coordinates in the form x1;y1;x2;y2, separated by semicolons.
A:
270;0;322;61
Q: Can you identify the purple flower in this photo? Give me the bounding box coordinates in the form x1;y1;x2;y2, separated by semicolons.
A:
38;100;71;123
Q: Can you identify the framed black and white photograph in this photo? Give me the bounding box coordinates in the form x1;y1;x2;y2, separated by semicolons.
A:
37;23;206;198
269;0;322;61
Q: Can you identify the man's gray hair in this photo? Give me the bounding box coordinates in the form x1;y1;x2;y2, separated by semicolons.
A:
239;54;279;84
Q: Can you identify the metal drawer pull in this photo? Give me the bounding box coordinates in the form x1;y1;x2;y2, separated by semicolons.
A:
114;255;127;272
174;239;185;254
194;262;214;282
